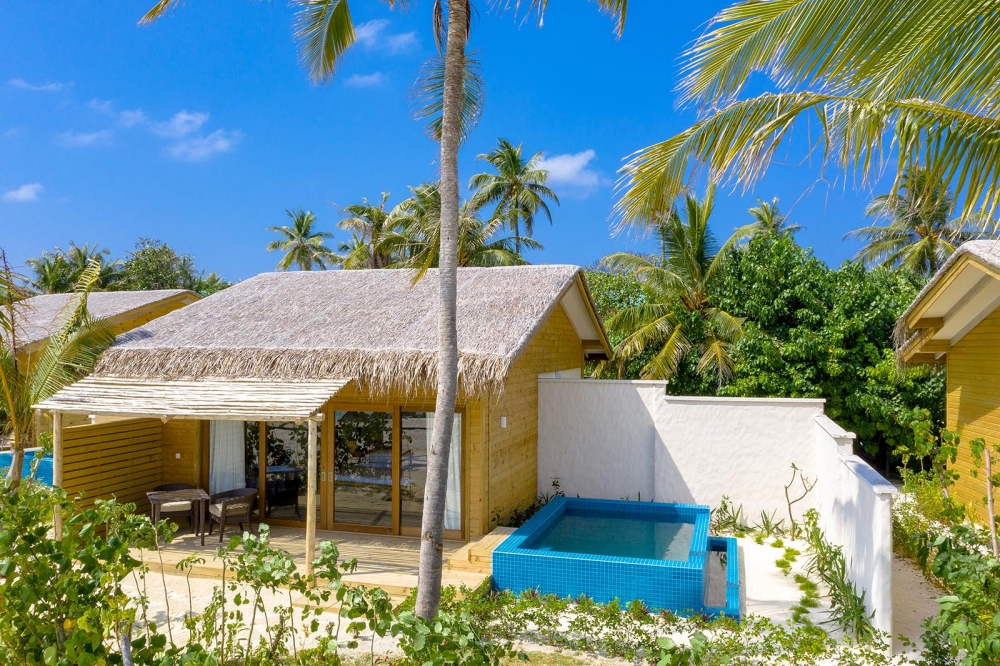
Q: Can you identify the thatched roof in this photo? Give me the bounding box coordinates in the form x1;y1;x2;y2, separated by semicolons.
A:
895;240;1000;362
94;266;608;394
12;290;199;351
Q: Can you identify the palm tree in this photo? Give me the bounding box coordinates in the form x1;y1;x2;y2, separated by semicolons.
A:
385;183;540;279
141;0;627;619
602;186;744;387
62;242;121;289
469;138;559;253
335;193;399;269
845;168;994;276
24;252;71;294
266;209;335;271
733;198;802;243
1;254;115;487
617;0;1000;235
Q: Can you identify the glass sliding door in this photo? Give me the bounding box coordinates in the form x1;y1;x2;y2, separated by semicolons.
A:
400;412;462;536
242;421;320;525
334;410;394;529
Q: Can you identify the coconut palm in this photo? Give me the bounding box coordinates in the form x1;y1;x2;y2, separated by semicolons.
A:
733;198;802;243
335;193;400;269
266;209;335;271
141;0;627;619
1;255;115;487
24;252;71;295
618;0;1000;234
845;168;994;276
62;242;120;289
469;138;559;253
385;183;540;279
602;186;744;387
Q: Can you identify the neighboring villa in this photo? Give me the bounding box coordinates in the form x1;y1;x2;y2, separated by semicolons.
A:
36;266;611;541
13;288;200;433
14;289;200;357
897;239;1000;520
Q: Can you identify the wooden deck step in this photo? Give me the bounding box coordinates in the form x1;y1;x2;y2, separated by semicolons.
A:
447;527;515;574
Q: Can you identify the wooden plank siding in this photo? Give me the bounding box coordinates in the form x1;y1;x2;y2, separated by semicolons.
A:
162;420;203;487
480;304;585;534
947;306;1000;522
62;418;163;514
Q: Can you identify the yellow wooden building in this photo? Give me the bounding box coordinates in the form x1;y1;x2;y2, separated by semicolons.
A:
36;266;610;543
897;240;1000;519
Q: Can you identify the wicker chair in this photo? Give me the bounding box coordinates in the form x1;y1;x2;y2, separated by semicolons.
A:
207;487;258;541
152;483;197;530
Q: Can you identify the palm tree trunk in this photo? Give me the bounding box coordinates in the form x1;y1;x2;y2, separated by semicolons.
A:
415;0;468;621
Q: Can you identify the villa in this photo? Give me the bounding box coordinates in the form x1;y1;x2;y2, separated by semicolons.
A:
35;266;611;544
896;239;1000;520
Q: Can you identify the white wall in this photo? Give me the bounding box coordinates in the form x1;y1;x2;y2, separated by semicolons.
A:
814;415;896;636
537;379;824;518
537;379;896;634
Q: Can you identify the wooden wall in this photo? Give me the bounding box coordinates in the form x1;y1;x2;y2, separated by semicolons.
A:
481;303;585;533
947;306;1000;522
62;418;163;513
162;420;203;487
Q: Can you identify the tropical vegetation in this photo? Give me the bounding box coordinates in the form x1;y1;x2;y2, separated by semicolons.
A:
591;212;944;472
23;239;229;296
846;167;996;276
600;186;744;387
469;138;559;253
266;209;337;271
0;252;116;486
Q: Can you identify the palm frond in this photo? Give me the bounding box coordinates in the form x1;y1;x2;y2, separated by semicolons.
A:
618;92;1000;228
411;50;485;144
292;0;357;84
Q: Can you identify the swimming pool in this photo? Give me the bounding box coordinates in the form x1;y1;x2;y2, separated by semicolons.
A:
492;497;740;618
0;449;53;486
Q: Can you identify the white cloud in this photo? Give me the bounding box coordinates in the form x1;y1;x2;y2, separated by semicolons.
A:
154;110;209;138
166;129;243;161
88;98;115;114
2;128;24;139
119;109;148;127
354;19;418;53
355;19;389;46
345;72;386;88
385;32;419;53
56;129;114;147
9;78;67;92
3;183;42;202
537;149;607;191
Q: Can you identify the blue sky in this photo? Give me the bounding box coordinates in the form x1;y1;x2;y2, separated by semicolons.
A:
1;1;888;283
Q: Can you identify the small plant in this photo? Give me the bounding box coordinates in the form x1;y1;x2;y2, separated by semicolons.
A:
753;533;765;545
783;463;816;539
753;509;786;538
492;477;564;528
711;495;751;535
803;509;875;640
770;537;784;549
775;557;792;575
968;437;1000;558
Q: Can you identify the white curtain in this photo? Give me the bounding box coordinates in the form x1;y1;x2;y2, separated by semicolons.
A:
209;420;246;493
427;413;462;531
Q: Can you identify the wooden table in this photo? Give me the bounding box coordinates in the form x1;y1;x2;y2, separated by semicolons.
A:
147;488;211;546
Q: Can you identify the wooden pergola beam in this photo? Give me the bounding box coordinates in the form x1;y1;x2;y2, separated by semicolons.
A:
52;411;63;539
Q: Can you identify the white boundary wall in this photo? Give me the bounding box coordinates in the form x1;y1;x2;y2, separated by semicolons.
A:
814;415;896;635
537;378;895;633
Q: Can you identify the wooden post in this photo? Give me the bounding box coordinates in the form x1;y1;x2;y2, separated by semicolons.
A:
305;416;318;582
52;411;64;539
986;449;998;559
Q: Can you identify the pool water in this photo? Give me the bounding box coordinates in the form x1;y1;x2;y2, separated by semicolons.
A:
527;513;695;561
493;497;740;619
0;450;53;486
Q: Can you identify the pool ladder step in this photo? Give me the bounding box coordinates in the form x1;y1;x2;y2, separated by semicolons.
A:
447;527;516;575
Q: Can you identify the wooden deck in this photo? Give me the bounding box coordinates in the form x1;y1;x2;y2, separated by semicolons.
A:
140;526;503;600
